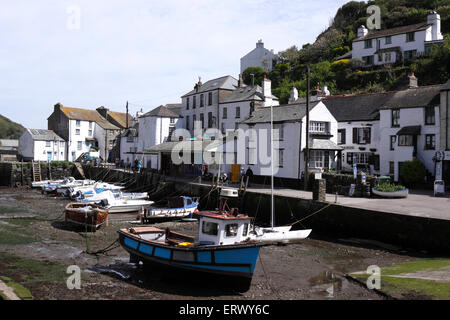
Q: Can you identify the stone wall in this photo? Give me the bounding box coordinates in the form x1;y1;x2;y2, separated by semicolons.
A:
0;162;77;187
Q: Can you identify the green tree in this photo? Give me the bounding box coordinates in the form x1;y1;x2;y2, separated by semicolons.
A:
242;67;265;86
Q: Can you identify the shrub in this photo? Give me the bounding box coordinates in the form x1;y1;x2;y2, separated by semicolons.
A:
374;183;407;192
399;160;426;186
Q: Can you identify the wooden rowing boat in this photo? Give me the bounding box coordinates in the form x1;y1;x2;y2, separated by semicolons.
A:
65;203;109;231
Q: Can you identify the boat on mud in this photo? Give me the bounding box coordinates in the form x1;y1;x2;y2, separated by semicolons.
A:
81;190;154;214
42;177;95;195
65;202;109;231
138;196;199;223
118;209;263;291
67;182;125;199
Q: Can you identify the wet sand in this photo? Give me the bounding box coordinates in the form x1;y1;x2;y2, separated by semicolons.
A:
0;187;422;300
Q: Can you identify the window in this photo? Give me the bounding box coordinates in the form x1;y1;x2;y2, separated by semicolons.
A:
364;39;372;49
89;121;93;129
76;129;80;135
186;115;190;130
385;36;392;44
223;107;227;119
346;152;353;165
186;97;190;110
389;161;395;175
225;224;238;237
278;149;284;167
127;135;134;143
235;107;240;119
202;221;218;236
398;135;413;146
170;117;176;125
274;124;284;141
425;107;435;125
310;150;324;169
200;94;204;107
200;113;204;129
248;148;256;165
77;141;82;150
309;121;327;133
193;96;196;109
242;223;249;237
192;115;197;129
425;134;436;150
406;32;415;42
88;129;93;136
362;55;374;65
208;112;213;128
338;129;346;145
353;153;370;164
76;120;81;127
391;109;400;127
385;52;392;62
352;127;371;144
46;141;51;147
208;92;213;106
221;123;225;134
404;50;417;60
390;135;396;150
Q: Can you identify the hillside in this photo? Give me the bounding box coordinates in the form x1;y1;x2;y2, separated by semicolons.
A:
0;114;25;139
242;0;450;104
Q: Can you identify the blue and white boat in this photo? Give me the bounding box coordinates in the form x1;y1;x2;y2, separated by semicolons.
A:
139;196;199;223
118;210;263;290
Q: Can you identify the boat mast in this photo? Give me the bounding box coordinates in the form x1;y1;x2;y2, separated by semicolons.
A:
270;98;274;229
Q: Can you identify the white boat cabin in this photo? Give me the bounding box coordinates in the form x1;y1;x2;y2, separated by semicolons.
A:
197;211;252;246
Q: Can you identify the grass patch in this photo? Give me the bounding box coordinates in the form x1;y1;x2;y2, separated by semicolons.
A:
0;206;28;215
2;218;35;228
0;230;36;245
349;258;450;300
0;275;33;300
0;252;67;285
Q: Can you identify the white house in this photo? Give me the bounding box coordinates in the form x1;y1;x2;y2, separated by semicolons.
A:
352;11;443;66
379;76;441;182
48;103;127;162
439;79;450;187
237;100;341;179
18;129;66;162
240;40;277;73
322;91;396;174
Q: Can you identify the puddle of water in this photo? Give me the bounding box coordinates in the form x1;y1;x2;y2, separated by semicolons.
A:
309;271;343;298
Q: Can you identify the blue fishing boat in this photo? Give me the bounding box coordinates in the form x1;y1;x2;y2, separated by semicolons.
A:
118;210;263;290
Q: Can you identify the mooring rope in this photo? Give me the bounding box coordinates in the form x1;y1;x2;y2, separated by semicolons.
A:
288;203;333;227
258;250;281;300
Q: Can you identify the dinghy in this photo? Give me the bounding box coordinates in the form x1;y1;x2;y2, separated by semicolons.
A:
67;182;125;199
118;210;262;291
81;190;154;214
65;203;109;231
139;196;199;223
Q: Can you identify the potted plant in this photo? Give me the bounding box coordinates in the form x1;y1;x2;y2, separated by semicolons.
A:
372;183;408;198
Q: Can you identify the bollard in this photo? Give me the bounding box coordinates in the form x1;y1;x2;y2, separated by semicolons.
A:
313;179;326;202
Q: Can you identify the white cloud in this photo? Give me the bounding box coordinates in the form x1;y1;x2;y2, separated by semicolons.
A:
0;0;349;128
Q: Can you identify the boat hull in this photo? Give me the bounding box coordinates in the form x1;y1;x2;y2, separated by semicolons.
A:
249;226;312;243
118;231;261;280
65;203;109;230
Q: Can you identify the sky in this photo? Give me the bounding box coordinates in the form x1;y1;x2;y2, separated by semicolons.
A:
0;0;350;129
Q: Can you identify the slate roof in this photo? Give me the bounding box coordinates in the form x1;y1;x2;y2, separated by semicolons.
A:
107;111;133;128
309;139;344;151
441;79;450;91
27;129;65;141
242;102;320;124
322;92;395;122
141;105;182;118
380;85;442;109
145;140;215;153
396;126;421;135
58;106;119;130
354;22;431;42
182;76;238;97
221;85;264;103
0;139;19;148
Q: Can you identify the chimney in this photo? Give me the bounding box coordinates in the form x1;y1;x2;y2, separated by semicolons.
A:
357;25;368;38
262;75;271;97
256;39;264;49
96;106;109;119
238;74;245;88
289;87;299;104
195;76;202;92
408;72;418;88
54;102;63;112
427;11;442;41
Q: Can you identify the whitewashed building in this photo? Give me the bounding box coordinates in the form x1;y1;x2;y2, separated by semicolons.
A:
237;100;341;179
240;40;277;73
379;76;441;182
18;129;66;162
439;79;450;187
352;12;443;66
48;103;129;162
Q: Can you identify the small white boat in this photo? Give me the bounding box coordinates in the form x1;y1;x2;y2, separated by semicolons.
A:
81;190;154;214
68;182;125;199
248;226;312;243
32;179;64;189
139;196;199;223
372;188;409;198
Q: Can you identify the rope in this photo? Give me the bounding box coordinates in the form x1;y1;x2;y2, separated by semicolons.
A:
83;238;120;256
289;203;333;227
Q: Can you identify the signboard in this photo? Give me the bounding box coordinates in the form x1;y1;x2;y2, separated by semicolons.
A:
353;164;357;180
436;161;442;180
231;164;241;183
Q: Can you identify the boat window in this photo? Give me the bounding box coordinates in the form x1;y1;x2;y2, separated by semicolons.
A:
242;223;249;237
186;198;192;206
202;221;218;236
225;224;238;237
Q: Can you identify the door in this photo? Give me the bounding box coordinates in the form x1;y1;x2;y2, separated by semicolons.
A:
47;152;52;162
